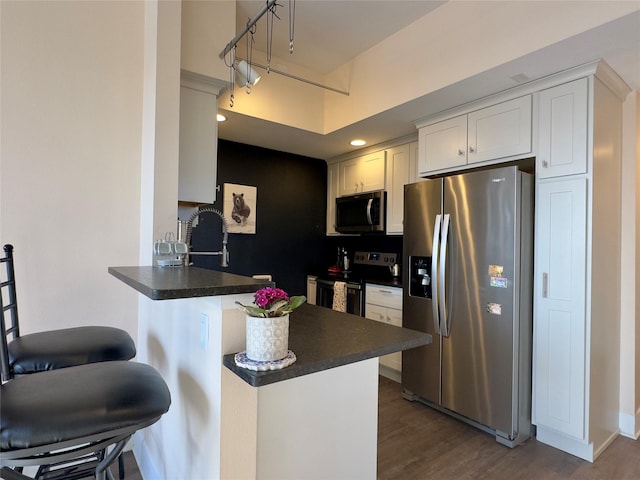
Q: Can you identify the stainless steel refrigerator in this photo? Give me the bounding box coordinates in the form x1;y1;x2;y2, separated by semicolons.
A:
402;165;533;447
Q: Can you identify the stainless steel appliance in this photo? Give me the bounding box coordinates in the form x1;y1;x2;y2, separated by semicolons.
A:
335;190;386;234
402;165;533;447
315;279;363;316
311;251;398;316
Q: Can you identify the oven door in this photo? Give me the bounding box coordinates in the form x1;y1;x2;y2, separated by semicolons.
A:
316;279;363;316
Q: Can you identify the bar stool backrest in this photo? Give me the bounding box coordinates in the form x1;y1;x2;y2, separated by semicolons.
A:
0;245;19;381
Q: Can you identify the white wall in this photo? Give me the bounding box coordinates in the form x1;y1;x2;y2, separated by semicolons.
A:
0;1;144;341
181;0;235;81
620;90;640;438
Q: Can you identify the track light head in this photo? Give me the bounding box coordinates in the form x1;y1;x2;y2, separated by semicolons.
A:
235;60;261;88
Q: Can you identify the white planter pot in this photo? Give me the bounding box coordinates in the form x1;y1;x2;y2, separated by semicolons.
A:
245;314;289;362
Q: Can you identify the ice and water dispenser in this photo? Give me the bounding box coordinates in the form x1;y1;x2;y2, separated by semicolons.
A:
409;256;432;299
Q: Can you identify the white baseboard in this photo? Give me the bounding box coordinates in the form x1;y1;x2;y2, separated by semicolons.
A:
379;364;401;383
619;410;640;439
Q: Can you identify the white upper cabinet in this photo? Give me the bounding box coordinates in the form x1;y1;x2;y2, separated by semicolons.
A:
418;95;532;176
338;150;386;196
408;141;423;185
326;162;339;235
537;78;588;178
178;72;226;204
467;95;532;162
386;144;411;235
418;115;467;174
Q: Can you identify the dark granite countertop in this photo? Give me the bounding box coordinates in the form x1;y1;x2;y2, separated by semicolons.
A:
223;303;431;387
108;266;274;300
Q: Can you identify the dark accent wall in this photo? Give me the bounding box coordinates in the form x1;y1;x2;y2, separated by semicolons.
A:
191;140;327;296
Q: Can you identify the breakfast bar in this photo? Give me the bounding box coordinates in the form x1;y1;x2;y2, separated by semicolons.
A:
109;266;431;479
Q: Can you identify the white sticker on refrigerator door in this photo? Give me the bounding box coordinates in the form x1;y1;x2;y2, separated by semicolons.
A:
487;303;502;315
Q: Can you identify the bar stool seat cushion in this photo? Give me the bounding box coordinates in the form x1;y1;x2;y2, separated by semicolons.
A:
8;326;136;375
0;361;170;451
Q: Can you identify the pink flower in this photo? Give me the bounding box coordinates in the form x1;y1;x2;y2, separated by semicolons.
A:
237;287;305;318
253;287;289;309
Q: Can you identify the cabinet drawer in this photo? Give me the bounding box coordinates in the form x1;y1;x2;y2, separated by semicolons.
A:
365;284;402;309
387;307;402;327
365;304;388;323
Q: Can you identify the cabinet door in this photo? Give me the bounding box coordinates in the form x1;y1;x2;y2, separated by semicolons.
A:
360;150;386;192
385;307;403;371
326;163;339;235
178;86;218;203
306;276;317;305
537;78;588;178
467;95;532;163
533;178;587;440
418;115;467;175
338;151;386;196
386;144;411;234
408;141;425;184
339;157;362;195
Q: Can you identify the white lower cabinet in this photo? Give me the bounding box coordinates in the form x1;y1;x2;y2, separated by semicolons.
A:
306;276;317;305
533;178;587;440
365;284;402;380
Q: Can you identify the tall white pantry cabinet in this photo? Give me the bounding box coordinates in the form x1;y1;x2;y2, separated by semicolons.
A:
532;65;630;461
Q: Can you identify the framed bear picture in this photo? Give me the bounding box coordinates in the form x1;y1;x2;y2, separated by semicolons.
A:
223;183;256;234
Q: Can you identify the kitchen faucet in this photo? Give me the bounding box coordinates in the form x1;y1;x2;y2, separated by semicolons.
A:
185;207;229;267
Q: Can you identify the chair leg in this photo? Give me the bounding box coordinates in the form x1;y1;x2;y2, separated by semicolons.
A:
118;453;125;480
95;438;128;480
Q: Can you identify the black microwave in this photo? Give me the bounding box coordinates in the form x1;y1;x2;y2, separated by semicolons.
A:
335;190;386;234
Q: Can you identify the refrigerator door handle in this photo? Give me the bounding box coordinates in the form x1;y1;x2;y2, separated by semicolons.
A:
439;213;451;337
431;214;442;334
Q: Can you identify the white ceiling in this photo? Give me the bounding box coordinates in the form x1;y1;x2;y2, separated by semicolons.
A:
218;2;640;160
235;0;445;74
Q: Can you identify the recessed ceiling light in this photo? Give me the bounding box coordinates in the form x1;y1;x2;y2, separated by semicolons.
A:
216;114;227;122
350;139;366;146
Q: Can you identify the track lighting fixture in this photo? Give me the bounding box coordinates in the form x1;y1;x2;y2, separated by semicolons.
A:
235;60;261;88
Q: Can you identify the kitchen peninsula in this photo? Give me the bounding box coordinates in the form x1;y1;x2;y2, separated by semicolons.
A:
109;266;431;479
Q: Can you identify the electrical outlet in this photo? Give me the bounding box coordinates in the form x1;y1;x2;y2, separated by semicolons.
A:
199;313;209;351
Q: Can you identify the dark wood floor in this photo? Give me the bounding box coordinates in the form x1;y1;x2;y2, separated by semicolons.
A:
118;375;640;479
377;376;640;480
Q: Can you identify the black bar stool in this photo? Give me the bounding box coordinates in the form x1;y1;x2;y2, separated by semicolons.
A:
1;245;136;380
0;244;139;478
0;360;171;479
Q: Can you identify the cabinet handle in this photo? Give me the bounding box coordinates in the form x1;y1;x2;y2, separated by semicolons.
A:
458;149;464;156
542;160;549;168
469;146;476;154
542;272;548;298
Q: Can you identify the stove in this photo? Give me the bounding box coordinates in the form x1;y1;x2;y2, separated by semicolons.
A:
309;251;399;316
